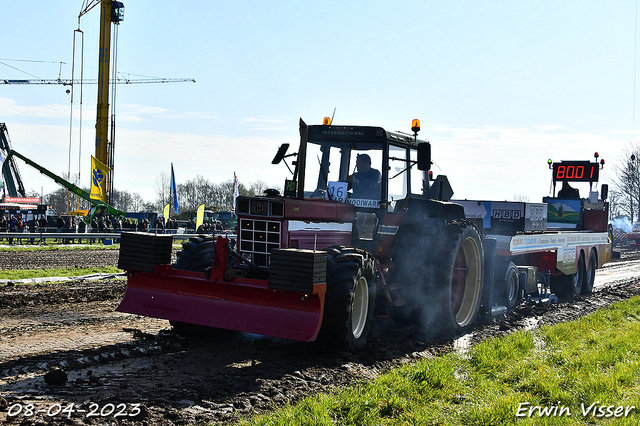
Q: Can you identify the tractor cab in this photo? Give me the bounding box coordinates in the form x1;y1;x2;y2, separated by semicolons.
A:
273;119;432;211
262;118;468;256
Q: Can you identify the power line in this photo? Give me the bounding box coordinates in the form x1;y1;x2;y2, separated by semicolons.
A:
1;77;195;85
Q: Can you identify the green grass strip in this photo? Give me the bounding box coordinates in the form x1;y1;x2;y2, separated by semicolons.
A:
0;266;123;281
241;297;640;425
0;244;120;251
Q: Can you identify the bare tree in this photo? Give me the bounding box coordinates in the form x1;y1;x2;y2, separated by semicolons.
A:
131;192;146;211
611;142;640;223
44;187;67;215
154;172;171;212
246;180;271;197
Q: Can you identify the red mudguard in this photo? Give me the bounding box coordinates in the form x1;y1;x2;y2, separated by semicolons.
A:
116;239;326;342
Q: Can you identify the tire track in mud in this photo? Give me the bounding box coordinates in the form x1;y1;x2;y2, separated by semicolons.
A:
0;249;639;425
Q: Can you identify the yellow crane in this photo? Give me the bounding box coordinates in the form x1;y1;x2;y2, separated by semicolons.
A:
2;1;194;209
78;0;124;204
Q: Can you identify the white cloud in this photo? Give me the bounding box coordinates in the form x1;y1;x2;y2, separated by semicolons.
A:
425;123;625;202
0;97;68;119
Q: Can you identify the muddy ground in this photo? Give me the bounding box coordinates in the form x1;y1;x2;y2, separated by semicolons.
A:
0;247;639;425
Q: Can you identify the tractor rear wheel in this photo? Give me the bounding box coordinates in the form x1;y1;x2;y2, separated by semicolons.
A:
315;246;377;352
420;220;483;334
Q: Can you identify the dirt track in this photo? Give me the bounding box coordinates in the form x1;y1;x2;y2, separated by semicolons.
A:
1;248;640;425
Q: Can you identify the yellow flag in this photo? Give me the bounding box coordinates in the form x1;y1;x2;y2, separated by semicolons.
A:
163;203;170;222
195;204;205;230
90;156;111;201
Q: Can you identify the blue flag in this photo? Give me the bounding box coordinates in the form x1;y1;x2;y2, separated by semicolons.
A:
171;163;179;214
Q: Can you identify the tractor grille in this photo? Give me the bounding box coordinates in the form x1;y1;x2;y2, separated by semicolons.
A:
239;219;281;267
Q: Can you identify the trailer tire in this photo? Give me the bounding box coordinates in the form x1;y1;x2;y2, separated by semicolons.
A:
315;246;376;352
550;275;568;297
422;220;484;334
571;252;586;296
501;262;521;311
581;249;597;296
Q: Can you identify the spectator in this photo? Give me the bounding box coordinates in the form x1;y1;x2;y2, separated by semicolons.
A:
90;216;99;244
8;215;17;244
28;216;37;244
69;217;77;244
98;217;107;244
78;218;87;243
38;215;48;232
62;216;70;244
0;215;7;242
155;216;165;234
16;214;24;244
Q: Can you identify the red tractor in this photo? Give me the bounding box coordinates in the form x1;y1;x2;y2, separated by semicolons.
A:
116;119;499;351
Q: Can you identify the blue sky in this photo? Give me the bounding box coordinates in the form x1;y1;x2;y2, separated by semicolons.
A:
1;1;637;204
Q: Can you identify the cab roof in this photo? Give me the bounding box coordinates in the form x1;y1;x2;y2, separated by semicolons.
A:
307;125;429;147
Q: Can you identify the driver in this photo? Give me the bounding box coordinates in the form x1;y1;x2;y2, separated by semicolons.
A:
348;153;381;199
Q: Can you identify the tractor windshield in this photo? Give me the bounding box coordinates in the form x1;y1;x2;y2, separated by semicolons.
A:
303;141;382;207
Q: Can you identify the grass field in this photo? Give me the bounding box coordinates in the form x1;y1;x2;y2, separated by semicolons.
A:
241;297;640;425
0;266;123;281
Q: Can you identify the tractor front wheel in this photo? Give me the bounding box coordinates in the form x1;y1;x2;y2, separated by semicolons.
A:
171;234;220;335
315;246;377;352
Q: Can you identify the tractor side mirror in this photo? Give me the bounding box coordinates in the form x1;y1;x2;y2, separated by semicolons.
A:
601;184;608;201
272;143;290;164
417;143;431;171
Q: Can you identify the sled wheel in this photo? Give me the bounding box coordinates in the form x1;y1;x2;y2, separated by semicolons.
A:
570;252;586;296
315;246;377;352
581;249;597;296
502;262;521;311
427;220;484;333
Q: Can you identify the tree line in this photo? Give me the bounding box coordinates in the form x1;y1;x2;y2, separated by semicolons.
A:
40;172;279;216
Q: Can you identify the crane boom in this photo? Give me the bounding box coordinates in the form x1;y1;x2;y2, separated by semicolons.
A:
1;149;125;220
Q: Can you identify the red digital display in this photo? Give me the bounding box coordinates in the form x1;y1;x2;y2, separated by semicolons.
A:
552;161;599;183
